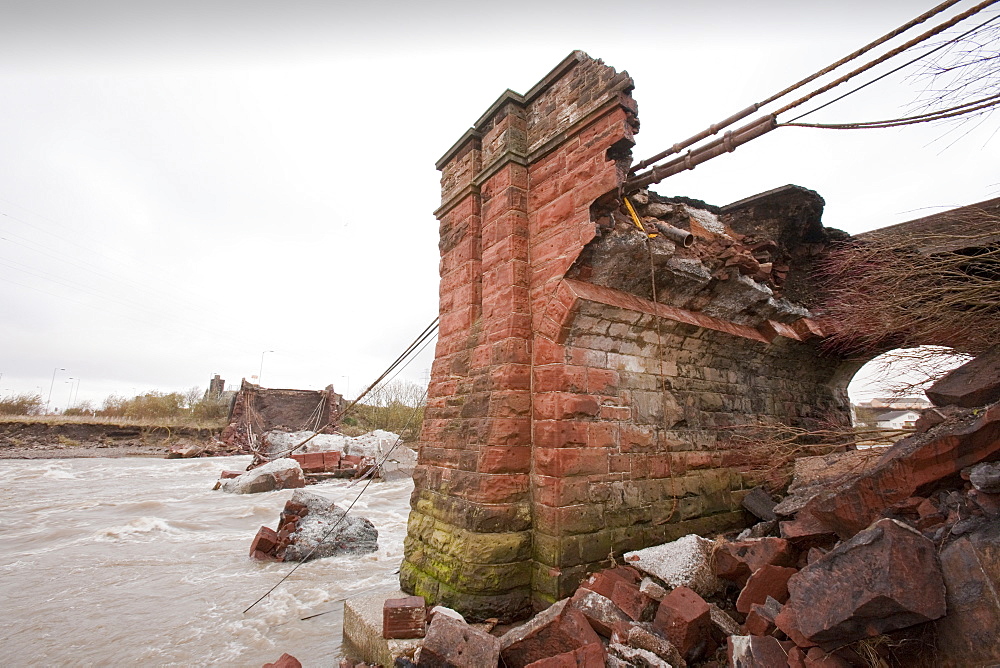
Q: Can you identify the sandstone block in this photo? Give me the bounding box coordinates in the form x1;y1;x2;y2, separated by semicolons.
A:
652;586;712;662
969;462;1000;493
933;521;1000;666
523;641;605;667
782;518;945;651
741;486;778;521
735;565;797;614
500;600;603;668
714;537;796;586
727;635;792;668
569;588;630;637
925;346;1000;408
262;653;302;668
382;596;426;640
418;614;500;668
624;534;721;596
804;404;1000;538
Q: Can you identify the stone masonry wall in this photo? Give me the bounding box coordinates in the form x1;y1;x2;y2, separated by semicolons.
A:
402;51;850;620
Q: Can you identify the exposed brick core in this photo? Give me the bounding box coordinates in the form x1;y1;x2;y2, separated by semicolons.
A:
401;51;851;620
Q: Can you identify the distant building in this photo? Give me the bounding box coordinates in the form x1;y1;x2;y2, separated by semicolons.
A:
208;374;225;399
875;410;921;430
860;397;931;410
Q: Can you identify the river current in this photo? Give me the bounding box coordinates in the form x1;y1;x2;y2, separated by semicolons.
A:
0;456;413;667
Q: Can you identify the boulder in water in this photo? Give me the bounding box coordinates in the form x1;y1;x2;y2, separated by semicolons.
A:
282;490;378;561
218;458;305;494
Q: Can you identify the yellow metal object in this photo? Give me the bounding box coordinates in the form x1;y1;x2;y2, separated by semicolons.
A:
623;197;657;238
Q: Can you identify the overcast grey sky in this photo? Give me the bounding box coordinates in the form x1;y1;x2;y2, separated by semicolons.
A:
1;1;996;407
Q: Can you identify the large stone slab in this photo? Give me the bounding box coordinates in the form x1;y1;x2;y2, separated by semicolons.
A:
342;590;423;667
282;490;378;561
218;458;305;494
500;599;603;668
779;519;945;651
925;346;1000;408
624;534;721;596
804;403;1000;538
419;613;500;667
933;519;1000;667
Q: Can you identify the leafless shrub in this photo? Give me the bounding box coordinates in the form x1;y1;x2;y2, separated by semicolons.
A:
908;13;1000;141
720;418;903;491
819;214;1000;358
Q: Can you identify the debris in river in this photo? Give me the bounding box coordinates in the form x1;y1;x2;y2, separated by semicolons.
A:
261;653;302;668
215;458;305;494
249;489;377;562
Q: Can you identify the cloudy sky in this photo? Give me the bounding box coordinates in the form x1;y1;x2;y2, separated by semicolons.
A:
1;1;996;408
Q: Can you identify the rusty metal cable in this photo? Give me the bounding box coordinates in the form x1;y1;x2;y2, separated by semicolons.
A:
628;0;968;174
281;317;438;457
772;0;999;118
627;0;999;191
783;11;1000;124
782;91;1000;129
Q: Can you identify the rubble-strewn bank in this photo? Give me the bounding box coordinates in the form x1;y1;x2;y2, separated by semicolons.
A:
0;420;224;459
333;348;1000;667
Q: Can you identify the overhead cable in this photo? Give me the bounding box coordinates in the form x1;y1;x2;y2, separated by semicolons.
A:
628;0;968;174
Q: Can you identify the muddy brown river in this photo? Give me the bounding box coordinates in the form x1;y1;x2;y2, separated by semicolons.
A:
0;456;413;666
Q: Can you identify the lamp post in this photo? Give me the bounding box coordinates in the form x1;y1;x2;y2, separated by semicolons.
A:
72;378;81;406
258;350;274;387
46;367;65;414
65;379;75;412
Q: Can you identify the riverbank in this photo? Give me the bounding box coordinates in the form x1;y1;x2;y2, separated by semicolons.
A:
0;418;225;459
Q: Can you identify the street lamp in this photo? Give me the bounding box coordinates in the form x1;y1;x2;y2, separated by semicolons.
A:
46;367;65;414
65;379;75;412
72;378;81;406
258;350;274;387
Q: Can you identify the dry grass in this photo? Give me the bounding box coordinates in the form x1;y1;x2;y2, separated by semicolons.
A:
0;413;226;431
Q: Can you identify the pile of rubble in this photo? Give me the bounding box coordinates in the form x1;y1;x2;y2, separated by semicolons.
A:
249;490;378;562
336;347;999;667
215;429;416;490
263;429;416;482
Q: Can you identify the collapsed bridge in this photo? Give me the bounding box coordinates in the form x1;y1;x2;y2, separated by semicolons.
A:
399;51;998;620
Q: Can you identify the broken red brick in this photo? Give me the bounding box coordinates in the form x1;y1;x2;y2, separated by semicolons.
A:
500;600;603;668
382;596;426;639
249;526;279;559
714;537;796;586
652;585;713;662
744;596;782;636
420;613;500;667
727;635;792;667
523;641;605;667
735;565;798;614
569;588;630;637
262;653;302;668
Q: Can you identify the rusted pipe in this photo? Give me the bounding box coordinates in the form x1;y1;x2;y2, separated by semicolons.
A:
625;115;777;192
654;222;694;247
